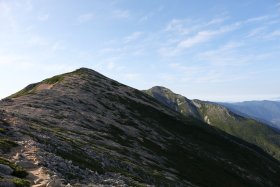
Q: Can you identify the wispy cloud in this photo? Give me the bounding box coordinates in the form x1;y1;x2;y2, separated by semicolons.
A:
178;31;215;48
198;42;247;67
165;17;228;35
0;55;28;66
138;5;164;23
28;35;49;47
113;9;130;19
38;14;49;21
51;41;66;52
160;22;240;56
265;30;280;39
276;2;280;9
77;13;94;23
0;1;17;32
246;27;266;38
198;40;280;70
124;32;143;43
123;73;139;80
246;15;272;23
139;13;154;23
0;1;11;13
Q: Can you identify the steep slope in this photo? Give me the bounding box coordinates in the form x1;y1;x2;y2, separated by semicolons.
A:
144;86;201;118
144;86;280;161
1;69;280;186
220;101;280;129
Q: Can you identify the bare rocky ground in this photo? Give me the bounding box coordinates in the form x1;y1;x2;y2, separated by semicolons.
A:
1;68;280;187
0;112;130;187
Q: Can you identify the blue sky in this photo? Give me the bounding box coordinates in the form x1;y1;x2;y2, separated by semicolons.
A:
0;0;280;101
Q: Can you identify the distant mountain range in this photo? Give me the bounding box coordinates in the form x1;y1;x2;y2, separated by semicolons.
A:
1;69;280;186
220;101;280;129
144;86;280;162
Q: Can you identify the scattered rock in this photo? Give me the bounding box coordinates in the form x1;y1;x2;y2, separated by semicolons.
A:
13;153;24;160
46;175;63;187
15;160;36;169
0;181;16;187
32;180;48;187
0;164;13;175
34;178;44;184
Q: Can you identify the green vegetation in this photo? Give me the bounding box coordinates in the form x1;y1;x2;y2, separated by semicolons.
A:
197;101;280;161
9;83;38;98
0;128;5;133
0;157;28;178
11;178;30;187
43;74;65;84
56;149;104;174
0;138;18;152
8;68;90;99
0;157;29;186
145;86;280;162
0;178;30;187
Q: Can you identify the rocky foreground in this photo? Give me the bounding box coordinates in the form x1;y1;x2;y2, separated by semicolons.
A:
0;68;280;187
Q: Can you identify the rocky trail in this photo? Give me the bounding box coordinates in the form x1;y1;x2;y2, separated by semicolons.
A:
6;139;67;187
8;140;51;187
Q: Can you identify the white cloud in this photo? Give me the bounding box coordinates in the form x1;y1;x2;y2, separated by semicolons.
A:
123;73;139;80
165;19;191;35
139;15;149;23
246;15;271;23
207;17;228;25
107;61;116;70
38;14;49;21
266;30;280;39
246;27;266;38
177;31;213;48
0;55;28;66
160;22;240;56
0;1;17;32
78;13;94;23
165;17;228;36
113;9;130;19
0;1;11;14
124;32;143;43
51;41;65;51
198;41;280;69
138;5;164;23
159;74;176;82
28;35;49;47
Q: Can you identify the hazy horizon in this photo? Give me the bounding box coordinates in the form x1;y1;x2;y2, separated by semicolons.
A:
1;0;280;102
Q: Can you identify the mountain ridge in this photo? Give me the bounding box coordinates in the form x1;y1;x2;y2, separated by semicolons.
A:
220;100;280;129
144;86;280;161
1;68;280;186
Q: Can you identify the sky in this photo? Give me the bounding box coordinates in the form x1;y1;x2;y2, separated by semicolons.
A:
0;0;280;102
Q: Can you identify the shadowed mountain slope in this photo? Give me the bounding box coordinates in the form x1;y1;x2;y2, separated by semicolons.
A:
144;86;280;162
0;69;280;186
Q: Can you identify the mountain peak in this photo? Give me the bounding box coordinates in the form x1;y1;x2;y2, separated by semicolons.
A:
144;86;201;118
148;86;174;94
72;67;103;76
7;68;111;99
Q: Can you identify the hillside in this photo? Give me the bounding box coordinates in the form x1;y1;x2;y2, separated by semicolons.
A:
220;101;280;129
144;86;280;161
0;69;280;186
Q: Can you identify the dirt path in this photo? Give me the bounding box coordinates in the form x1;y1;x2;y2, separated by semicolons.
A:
8;139;52;187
